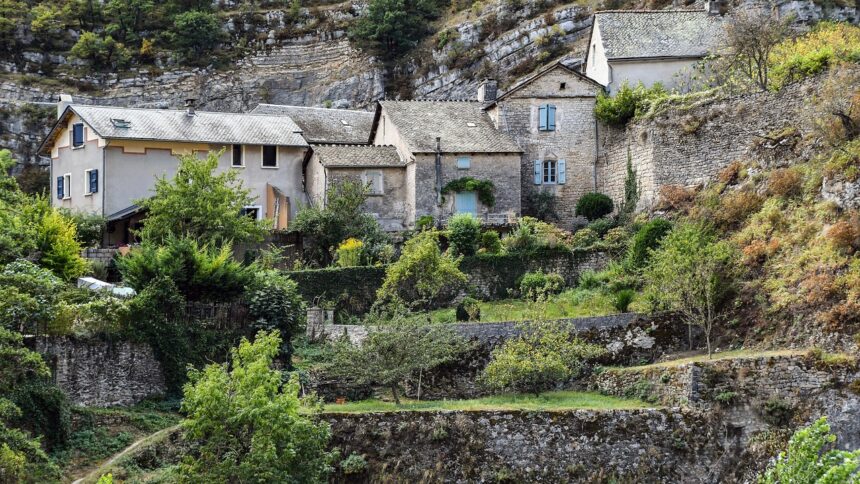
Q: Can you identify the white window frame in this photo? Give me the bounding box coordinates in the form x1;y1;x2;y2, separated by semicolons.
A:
71;123;85;149
62;173;72;200
456;156;471;169
261;145;279;169
84;169;94;196
363;170;384;195
543;160;557;184
241;205;263;220
231;144;245;168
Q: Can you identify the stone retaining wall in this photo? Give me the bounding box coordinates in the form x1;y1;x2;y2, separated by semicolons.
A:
29;337;165;407
81;248;119;265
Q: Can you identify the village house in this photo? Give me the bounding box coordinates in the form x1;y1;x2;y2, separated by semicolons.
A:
583;4;726;94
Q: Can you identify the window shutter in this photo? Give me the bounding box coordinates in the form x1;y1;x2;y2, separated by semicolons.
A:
57;176;64;199
533;160;542;185
548;105;556;131
558;159;566;184
90;169;98;193
538;105;547;131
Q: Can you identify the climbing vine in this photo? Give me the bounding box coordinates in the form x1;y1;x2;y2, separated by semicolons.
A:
441;177;496;207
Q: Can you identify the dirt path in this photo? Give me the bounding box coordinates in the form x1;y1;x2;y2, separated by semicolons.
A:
71;424;181;484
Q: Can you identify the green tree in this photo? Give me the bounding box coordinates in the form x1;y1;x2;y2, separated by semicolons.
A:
136;151;267;246
327;314;472;404
617;148;640;222
377;229;467;310
481;319;605;396
446;213;481;256
247;270;305;366
170;10;222;60
70;31;131;69
180;330;335;482
349;0;445;59
759;417;859;483
644;222;739;358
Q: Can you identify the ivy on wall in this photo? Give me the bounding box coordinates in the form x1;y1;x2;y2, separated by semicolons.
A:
285;266;387;315
442;177;496;207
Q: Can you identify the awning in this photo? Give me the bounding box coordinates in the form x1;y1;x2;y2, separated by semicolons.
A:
107;204;144;222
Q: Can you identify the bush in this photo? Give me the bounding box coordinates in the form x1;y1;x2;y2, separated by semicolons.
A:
626;218;673;269
656;185;696;211
769;22;860;90
715;190;764;229
762;398;795;428
246;271;304;365
612;289;635;313
519;271;564;301
586;218;614;237
569;227;599;249
0;260;63;332
455;297;481;322
35;206;89;281
416;215;434;231
63;211;106;248
169;11;223;60
826;212;860;253
447;213;481;256
479;230;502;254
759;417;860;483
767;168;803;198
575;193;614;221
526;190;559;221
341;453;368;475
594;82;668;126
335;238;364;268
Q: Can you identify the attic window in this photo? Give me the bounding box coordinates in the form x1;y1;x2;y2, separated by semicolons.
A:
560;82;567;90
110;118;131;128
340;119;350;126
466;122;477;128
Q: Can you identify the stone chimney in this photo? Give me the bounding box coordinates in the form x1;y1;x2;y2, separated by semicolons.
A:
705;0;726;15
477;79;498;103
184;98;197;116
57;94;73;119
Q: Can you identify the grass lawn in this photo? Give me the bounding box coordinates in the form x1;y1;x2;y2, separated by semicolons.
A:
425;287;647;323
612;348;810;371
319;391;653;413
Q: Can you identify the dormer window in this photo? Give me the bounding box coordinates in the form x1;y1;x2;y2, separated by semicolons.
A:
71;123;84;147
466;122;477;128
110;118;131;128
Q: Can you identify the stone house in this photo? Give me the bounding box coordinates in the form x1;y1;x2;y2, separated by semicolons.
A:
484;62;606;225
583;5;726;94
39;99;308;245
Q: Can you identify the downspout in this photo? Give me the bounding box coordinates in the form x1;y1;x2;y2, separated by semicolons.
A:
593;116;599;191
435;137;442;222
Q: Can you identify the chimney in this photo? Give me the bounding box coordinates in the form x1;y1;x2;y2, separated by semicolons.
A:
57;94;73;119
477;79;498;103
705;0;726;15
184;98;197;116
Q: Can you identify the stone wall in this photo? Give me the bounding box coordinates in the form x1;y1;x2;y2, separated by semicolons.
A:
30;337;165;407
325;408;739;483
81;248;118;266
598;76;822;211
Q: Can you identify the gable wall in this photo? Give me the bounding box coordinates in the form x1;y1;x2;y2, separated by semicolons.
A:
584;23;610;87
50;113;104;215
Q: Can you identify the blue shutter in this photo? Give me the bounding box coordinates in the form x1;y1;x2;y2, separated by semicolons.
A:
56;176;64;199
533;160;542;185
89;169;98;193
538;105;547;131
72;124;84;146
548;105;556;131
558;159;566;184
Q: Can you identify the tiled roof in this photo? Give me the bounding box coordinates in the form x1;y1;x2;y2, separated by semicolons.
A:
313;144;405;168
594;10;725;60
67;105;308;146
250;104;374;144
378;100;522;154
491;60;604;106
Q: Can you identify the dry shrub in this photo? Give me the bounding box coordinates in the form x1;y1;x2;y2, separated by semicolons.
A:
742;238;780;265
826;212;860;253
819;300;860;332
768;168;803;198
657;185;696;212
716;190;764;229
800;272;838;306
719;161;744;185
680;115;704;135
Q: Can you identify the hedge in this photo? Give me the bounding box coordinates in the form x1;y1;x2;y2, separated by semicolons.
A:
285;266;386;315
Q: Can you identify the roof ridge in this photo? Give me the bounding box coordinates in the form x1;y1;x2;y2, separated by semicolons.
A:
382;99;480;103
255;103;371;114
73;104;303;119
315;143;395;148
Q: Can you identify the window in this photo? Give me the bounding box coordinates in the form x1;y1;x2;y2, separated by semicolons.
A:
363;170;384;195
457;156;471;169
560;82;567;90
72;123;84;147
533;159;566;185
232;144;243;167
57;173;71;199
538;104;556;131
262;145;278;168
240;206;262;220
455;191;478;216
85;169;98;194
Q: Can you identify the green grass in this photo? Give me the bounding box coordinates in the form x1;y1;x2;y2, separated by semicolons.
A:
319;391;653;413
613;348;809;371
425;287;646;323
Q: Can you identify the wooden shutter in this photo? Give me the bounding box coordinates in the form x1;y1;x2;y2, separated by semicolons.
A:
538;105;547;131
89;169;98;193
548;105;556;131
558;159;566;184
57;176;64;199
533;160;542;185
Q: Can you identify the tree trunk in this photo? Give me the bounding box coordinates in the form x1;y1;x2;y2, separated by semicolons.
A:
688;323;693;351
706;330;712;360
417;369;423;402
390;384;401;405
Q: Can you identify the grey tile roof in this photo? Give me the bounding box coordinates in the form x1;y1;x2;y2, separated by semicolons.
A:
491;60;603;106
378;100;522;154
250;104;374;144
313;145;405;168
594;10;725;60
68;105;308;146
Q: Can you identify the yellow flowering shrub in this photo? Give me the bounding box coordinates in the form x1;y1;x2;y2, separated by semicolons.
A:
335;238;364;267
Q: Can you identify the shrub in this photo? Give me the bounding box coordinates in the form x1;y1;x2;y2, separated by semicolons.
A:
335;238;364;267
247;271;304;365
502;219;540;253
479;230;502;254
377;230;467;310
594;82;667;126
455;296;481;322
603;226;630;249
447;213;481;256
715;190;764;229
718;161;744;184
63;211;106;248
762;398;794;427
575;193;614;221
35;206;89;281
519;271;564;301
569;227;598;249
416;215;434;231
586;218;614;237
341;453;368;475
759;417;860;483
626;218;673;269
769;22;860;90
612;289;635;313
826;212;860;254
170;10;223;60
526;190;559;221
481;320;605;395
656;185;696;212
767;168;803;198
